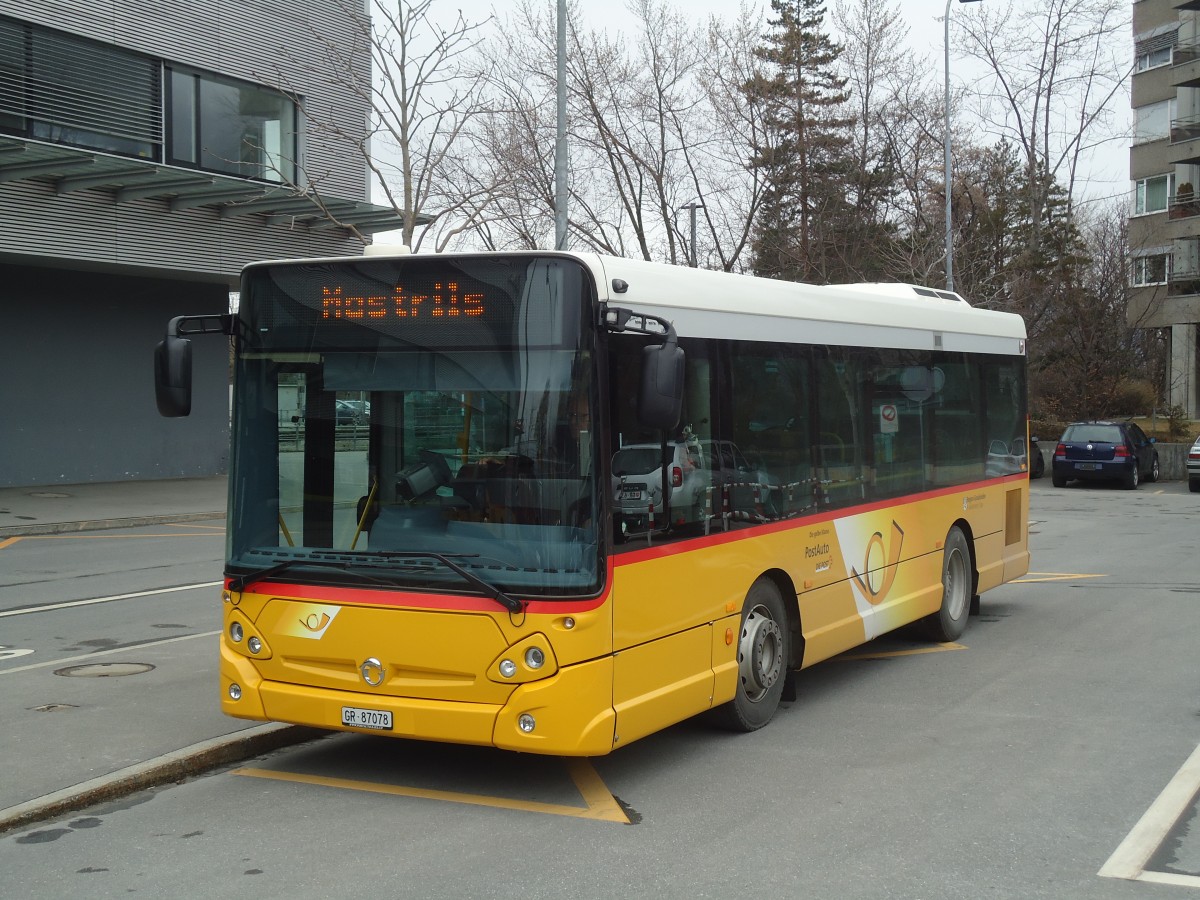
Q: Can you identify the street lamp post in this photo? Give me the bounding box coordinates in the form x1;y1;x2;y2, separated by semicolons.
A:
944;0;981;293
678;202;704;267
554;0;567;250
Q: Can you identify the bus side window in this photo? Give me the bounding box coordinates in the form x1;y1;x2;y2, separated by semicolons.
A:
812;348;867;508
729;342;812;521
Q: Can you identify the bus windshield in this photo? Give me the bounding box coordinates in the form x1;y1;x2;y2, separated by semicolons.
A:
226;255;601;597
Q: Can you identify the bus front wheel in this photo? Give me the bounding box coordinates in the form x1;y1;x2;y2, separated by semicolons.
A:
923;527;973;642
715;577;790;732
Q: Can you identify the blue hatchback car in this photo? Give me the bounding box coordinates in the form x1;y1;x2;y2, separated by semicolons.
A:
1051;421;1160;490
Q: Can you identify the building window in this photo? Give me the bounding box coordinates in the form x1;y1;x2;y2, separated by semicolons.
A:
1132;254;1170;286
166;66;297;183
1135;99;1176;144
0;16;297;184
0;16;161;158
1135;46;1172;72
1134;174;1174;215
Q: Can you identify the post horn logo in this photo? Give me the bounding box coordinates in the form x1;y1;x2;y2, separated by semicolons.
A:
360;657;385;687
301;613;331;632
850;521;905;606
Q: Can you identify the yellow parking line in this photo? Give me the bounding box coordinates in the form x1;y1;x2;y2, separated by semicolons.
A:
232;758;629;824
0;537;21;551
839;642;966;661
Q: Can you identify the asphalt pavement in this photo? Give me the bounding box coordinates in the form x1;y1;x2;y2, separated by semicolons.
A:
0;475;319;835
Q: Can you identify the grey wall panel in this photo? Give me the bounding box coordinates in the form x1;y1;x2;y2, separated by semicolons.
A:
0;265;230;486
0;180;361;279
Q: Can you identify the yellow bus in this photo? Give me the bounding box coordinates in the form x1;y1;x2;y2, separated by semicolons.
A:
155;250;1030;755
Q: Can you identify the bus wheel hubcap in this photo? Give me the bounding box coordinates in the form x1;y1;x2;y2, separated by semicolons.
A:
738;605;783;702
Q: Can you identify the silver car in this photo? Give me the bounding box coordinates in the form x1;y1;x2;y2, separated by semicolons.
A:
612;441;709;532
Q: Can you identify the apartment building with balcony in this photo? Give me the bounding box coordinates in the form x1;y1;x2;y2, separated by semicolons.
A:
0;1;413;487
1131;0;1200;418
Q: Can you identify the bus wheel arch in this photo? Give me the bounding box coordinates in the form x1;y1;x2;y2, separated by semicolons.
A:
922;521;976;642
714;571;796;732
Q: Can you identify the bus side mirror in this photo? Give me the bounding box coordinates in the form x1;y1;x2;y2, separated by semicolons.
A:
638;337;684;431
155;333;193;417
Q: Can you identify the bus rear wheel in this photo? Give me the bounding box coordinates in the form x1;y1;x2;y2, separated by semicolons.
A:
714;577;790;732
923;527;973;642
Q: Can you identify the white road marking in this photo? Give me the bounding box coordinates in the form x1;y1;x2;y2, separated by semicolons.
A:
1099;742;1200;886
0;630;221;676
0;582;223;618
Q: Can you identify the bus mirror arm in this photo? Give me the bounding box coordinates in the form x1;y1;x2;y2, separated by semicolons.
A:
154;314;238;418
601;305;685;432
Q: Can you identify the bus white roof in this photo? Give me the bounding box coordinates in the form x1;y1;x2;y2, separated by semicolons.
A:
583;254;1026;356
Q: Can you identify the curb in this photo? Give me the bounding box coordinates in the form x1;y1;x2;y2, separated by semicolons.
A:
0;723;322;836
0;511;225;539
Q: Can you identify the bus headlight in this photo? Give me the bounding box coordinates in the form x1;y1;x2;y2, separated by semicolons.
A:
228;683;242;700
247;636;262;654
229;622;244;643
488;636;557;684
518;714;536;733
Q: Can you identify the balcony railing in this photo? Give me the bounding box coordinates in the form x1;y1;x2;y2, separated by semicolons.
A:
1174;37;1200;67
1169;196;1200;219
1171;115;1200;144
1169;268;1200;295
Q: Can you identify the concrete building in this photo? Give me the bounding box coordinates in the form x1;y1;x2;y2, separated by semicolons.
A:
1130;0;1200;418
0;2;409;487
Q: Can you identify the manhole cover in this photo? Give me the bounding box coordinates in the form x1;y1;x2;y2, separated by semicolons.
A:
55;663;155;677
28;491;71;499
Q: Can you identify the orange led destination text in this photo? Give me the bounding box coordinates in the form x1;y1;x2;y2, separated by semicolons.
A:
321;284;486;320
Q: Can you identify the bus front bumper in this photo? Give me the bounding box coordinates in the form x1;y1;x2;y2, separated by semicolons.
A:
220;641;617;757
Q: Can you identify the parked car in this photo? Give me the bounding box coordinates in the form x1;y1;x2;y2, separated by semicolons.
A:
1051;421;1160;489
612;441;709;531
1188;435;1200;493
1029;436;1045;479
335;399;370;425
699;439;781;519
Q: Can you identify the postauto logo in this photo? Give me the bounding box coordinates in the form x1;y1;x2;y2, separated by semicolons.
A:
835;514;907;640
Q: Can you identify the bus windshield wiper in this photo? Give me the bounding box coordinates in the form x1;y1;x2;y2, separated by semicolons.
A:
375;551;524;613
228;559;391;593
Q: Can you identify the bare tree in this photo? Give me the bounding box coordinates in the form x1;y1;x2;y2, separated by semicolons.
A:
460;0;766;268
957;0;1129;222
255;0;495;250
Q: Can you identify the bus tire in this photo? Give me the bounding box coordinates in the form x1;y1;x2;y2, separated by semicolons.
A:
923;527;972;643
714;577;790;732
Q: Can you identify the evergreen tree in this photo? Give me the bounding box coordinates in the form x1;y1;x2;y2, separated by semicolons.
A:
743;0;854;282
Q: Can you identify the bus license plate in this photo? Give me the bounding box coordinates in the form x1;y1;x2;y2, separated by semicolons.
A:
621;488;642;500
342;706;392;730
1076;462;1101;471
